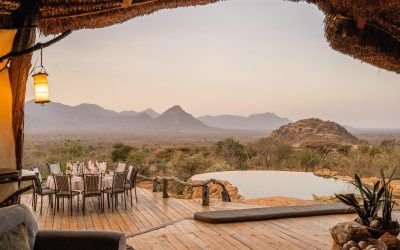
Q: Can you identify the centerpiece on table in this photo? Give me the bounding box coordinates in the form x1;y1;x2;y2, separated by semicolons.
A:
331;168;400;250
66;162;73;175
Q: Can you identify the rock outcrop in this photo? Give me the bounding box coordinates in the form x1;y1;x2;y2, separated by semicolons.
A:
270;118;359;146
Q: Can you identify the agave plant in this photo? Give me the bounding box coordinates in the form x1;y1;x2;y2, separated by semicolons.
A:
380;168;398;229
336;174;384;226
335;167;398;229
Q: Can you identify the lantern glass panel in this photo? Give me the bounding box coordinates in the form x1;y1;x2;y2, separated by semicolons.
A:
33;73;50;104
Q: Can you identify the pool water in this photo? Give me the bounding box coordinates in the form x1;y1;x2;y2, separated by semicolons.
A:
191;170;355;200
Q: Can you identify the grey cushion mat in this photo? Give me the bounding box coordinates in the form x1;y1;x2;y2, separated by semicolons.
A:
0;204;38;249
194;203;356;224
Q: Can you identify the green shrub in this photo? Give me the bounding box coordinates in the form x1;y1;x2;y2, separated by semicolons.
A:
111;143;133;162
337;144;352;155
205;161;235;173
294;149;320;171
128;150;147;166
215;138;248;170
274;144;293;163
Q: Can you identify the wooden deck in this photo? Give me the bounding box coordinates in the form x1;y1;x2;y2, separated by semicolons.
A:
21;188;358;249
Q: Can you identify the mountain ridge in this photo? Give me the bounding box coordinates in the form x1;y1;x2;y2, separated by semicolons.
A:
25;101;216;133
153;105;211;132
198;112;291;131
24;100;293;134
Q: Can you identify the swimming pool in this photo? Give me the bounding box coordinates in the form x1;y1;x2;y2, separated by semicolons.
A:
191;170;355;200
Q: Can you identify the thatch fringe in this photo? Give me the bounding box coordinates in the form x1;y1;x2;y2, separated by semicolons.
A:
40;1;122;18
291;0;400;37
42;0;121;4
292;0;400;22
325;15;400;74
0;0;20;14
38;0;222;35
290;0;400;74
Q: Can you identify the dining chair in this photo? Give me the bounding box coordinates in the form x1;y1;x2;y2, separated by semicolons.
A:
115;162;126;173
31;166;48;190
54;174;80;216
97;161;107;173
30;166;49;207
82;173;103;214
102;172;127;211
124;165;139;205
47;163;62;175
32;174;56;215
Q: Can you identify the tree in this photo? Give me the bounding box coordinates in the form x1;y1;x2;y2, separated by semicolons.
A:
302;140;337;162
381;139;397;151
250;138;277;168
337;144;352;156
111;143;133;162
215;138;248;170
296;149;320;171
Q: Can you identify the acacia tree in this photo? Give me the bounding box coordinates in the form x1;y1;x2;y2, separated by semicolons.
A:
302;140;338;162
215;138;248;170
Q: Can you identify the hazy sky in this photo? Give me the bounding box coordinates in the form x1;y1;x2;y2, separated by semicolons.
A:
26;0;400;128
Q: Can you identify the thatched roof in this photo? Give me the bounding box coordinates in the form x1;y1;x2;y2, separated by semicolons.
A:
0;0;222;34
325;15;400;74
291;0;400;74
0;0;399;74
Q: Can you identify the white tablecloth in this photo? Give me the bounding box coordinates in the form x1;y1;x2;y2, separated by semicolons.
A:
46;175;113;191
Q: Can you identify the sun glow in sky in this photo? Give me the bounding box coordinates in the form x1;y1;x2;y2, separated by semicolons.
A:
26;0;400;128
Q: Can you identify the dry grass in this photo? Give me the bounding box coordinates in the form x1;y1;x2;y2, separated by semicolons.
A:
23;131;400;182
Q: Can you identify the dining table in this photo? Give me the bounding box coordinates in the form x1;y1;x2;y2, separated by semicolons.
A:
46;175;114;191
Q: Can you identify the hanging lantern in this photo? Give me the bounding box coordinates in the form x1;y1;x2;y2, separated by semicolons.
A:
33;72;50;105
32;47;50;105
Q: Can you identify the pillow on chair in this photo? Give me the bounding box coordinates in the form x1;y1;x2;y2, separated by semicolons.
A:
0;204;38;249
0;223;30;250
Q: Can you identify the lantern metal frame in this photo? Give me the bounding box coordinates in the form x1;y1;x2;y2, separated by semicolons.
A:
31;47;50;105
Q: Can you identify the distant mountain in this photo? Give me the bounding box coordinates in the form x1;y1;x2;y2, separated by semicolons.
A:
24;101;214;134
198;112;291;131
119;110;139;116
141;108;159;118
25;100;294;134
26;101;132;132
119;108;159;118
270;118;360;145
153;105;212;132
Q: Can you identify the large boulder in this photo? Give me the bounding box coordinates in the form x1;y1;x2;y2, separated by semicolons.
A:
270;118;359;146
379;233;400;250
182;180;242;200
330;222;371;245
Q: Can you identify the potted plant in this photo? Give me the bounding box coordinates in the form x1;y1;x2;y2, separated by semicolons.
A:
335;168;400;238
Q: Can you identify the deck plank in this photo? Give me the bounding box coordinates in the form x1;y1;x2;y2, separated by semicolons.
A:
20;188;372;250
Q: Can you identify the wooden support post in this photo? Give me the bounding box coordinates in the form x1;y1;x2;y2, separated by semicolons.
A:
202;185;210;206
8;0;40;171
9;29;36;170
0;29;18;202
152;179;158;192
162;179;168;198
0;0;39;202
